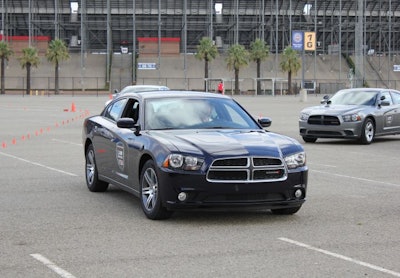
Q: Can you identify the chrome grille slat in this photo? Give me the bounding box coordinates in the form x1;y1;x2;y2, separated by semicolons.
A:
207;156;287;183
212;157;248;167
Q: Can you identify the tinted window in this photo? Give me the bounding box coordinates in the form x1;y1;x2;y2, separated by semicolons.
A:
390;91;400;104
104;98;127;121
381;91;393;105
121;99;140;122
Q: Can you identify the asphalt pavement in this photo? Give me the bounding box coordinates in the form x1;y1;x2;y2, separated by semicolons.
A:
1;93;399;278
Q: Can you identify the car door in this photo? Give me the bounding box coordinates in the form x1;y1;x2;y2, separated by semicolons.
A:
111;98;143;191
389;91;400;131
94;98;128;181
378;91;398;134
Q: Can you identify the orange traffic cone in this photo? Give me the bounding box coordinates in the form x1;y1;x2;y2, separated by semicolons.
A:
71;102;76;112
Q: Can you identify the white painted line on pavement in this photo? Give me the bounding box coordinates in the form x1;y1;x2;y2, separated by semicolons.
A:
0;151;78;177
52;138;82;146
30;253;77;278
279;237;400;277
312;169;400;188
307;162;337;168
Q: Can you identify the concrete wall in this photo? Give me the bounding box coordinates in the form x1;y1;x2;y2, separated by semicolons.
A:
5;53;106;91
8;51;400;93
135;54;352;93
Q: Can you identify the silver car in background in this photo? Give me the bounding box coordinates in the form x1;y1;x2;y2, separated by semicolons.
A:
299;88;400;144
106;85;170;106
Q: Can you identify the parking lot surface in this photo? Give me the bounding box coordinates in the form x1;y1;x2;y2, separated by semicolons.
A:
1;94;399;278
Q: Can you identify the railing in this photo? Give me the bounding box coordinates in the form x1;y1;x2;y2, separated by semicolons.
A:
3;76;400;95
3;77;109;96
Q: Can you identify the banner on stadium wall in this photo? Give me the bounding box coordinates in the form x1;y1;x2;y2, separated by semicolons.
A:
292;31;316;51
292;31;304;51
304;32;316;51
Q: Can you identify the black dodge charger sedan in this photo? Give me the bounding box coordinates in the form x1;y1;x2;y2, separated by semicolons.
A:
82;91;308;219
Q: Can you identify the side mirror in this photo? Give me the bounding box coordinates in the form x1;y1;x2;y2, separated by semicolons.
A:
379;100;390;107
117;117;136;128
117;118;141;135
320;95;330;104
114;89;119;94
258;117;272;128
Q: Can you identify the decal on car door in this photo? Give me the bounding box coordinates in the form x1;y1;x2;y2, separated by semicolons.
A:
386;115;393;125
116;142;125;171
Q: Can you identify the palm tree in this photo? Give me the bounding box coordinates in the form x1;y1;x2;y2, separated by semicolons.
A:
226;44;249;95
0;41;14;94
19;47;40;95
280;46;301;95
250;39;269;95
195;37;218;91
46;39;70;94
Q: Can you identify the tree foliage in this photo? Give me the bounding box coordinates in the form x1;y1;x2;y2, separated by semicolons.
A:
250;39;269;94
226;44;249;95
46;39;70;94
195;37;218;91
280;46;301;94
19;47;40;95
0;41;13;94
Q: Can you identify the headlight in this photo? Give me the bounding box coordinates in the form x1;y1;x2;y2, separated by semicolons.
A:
162;154;204;171
342;113;361;122
285;152;306;169
299;113;309;121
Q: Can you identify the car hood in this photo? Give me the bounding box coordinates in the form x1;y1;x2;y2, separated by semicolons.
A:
148;129;303;158
302;104;365;116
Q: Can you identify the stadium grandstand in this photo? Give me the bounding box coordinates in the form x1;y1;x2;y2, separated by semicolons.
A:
2;0;400;94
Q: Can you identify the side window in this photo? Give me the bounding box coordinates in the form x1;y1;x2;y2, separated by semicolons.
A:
104;98;128;121
381;92;393;105
121;99;140;122
390;92;400;104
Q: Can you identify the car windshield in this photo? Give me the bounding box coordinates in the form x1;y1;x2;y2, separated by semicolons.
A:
328;90;378;106
144;97;260;130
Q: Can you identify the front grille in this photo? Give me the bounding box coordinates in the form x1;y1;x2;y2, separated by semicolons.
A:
212;158;248;167
308;130;342;136
204;193;284;202
308;115;340;125
207;156;287;183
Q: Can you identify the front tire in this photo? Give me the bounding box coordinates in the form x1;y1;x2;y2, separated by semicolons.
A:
359;118;374;144
85;144;109;192
140;160;173;220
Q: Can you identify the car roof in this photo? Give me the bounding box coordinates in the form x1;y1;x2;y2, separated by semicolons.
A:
116;90;231;101
338;88;399;93
119;85;170;94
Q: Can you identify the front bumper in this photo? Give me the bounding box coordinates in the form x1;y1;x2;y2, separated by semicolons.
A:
299;120;363;139
157;168;308;211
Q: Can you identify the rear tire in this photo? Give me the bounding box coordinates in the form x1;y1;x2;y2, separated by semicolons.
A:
85;144;109;192
140;160;173;220
359;118;374;144
271;206;302;215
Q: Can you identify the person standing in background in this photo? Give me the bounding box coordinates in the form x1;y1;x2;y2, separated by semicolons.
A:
217;81;224;94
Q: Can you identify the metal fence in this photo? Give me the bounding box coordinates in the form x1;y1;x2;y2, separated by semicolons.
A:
4;76;108;95
3;76;400;96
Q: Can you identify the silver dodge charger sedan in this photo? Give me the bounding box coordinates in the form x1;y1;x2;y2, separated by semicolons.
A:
299;88;400;144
